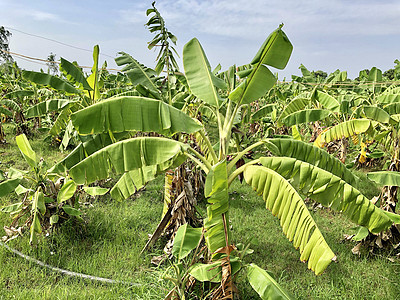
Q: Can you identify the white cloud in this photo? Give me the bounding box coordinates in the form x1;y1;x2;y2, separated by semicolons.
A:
117;0;400;39
26;10;60;21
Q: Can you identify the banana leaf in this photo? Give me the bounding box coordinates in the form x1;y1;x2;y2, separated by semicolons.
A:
16;134;38;169
110;165;158;201
229;26;293;105
247;264;295;300
259;157;393;234
60;57;93;91
85;45;101;101
367;171;400;187
276;97;309;126
314;119;374;147
183;38;224;108
0;178;21;197
0;99;21;112
375;94;400;104
115;52;161;98
71;96;202;136
282;109;331;127
172;223;202;261
3;90;34;99
265;138;358;186
49;133;123;174
244;165;335;275
25;99;77;118
204;161;231;255
313;90;340;112
363;105;392;124
0;106;12;117
69;137;189;185
383;102;400;115
22;70;80;94
251;104;276;121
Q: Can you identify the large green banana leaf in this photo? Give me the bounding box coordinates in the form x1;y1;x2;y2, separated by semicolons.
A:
383;102;400;115
48;107;74;136
110;166;158;201
251;104;276;121
0;178;21;197
314;119;374;147
3;90;34;99
60;58;92;91
25;99;77;118
0;99;21;112
363;105;392;124
110;152;182;201
71;96;202;136
276;97;309;126
22;71;80;95
229;27;292;105
282;109;331;127
313;90;340;112
172;223;203;261
204;161;231;255
244;165;335;275
69;137;189;185
265;138;357;186
259;157;393;233
247;264;294;300
367;171;400;187
368;67;382;82
0;106;12;117
250;26;292;70
183;38;224;108
49;133;116;174
375;94;400;104
115;52;161;98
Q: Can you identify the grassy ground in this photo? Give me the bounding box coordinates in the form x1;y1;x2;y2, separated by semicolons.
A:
0;126;399;299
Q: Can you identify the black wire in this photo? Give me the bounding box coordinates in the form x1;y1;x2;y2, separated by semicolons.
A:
4;26;115;59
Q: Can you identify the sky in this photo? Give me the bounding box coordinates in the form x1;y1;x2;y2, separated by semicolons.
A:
1;0;400;80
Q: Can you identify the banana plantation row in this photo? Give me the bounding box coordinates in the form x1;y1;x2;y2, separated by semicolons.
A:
1;6;400;299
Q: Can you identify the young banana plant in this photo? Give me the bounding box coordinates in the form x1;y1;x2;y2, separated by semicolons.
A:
61;26;398;299
0;134;108;245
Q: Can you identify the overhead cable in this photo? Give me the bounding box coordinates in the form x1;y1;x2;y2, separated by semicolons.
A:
4;26;115;59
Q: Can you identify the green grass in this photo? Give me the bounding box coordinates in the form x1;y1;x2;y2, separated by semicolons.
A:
1;126;399;299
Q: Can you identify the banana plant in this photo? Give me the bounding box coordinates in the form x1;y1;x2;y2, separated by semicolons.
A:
60;26;399;299
0;134;108;244
310;84;400;250
21;46;106;150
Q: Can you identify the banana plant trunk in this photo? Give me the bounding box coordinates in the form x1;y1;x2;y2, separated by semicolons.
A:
0;122;5;144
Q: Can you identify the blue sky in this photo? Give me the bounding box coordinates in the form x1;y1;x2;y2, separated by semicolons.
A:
1;0;400;79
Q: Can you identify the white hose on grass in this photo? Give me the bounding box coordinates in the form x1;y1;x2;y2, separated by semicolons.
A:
0;241;142;286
